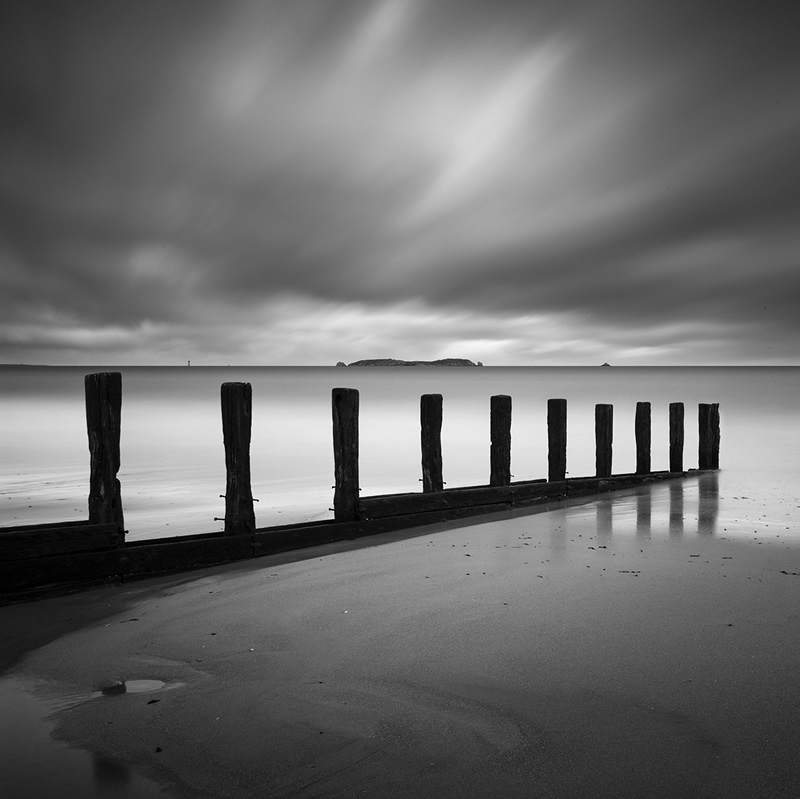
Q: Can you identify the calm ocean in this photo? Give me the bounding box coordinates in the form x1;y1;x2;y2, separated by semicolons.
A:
1;366;798;541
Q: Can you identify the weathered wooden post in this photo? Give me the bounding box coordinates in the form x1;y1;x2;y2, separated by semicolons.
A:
547;398;567;482
490;395;512;486
332;388;359;521
420;394;443;493
85;372;124;531
669;402;684;473
635;402;651;475
595;404;613;478
221;382;256;536
698;403;720;470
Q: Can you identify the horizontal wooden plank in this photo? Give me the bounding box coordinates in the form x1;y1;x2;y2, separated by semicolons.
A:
122;535;253;577
0;523;122;560
515;481;567;501
252;508;515;555
254;523;363;556
126;529;229;547
356;472;695;530
0;549;125;594
359;489;510;518
358;472;691;520
361;503;517;529
2;470;717;598
359;479;553;519
0;519;90;533
364;477;550;502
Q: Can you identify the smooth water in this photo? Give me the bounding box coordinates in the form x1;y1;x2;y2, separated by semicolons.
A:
0;675;171;798
1;366;798;540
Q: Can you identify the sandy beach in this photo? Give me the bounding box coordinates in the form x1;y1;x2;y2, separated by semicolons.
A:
2;0;798;791
2;473;800;798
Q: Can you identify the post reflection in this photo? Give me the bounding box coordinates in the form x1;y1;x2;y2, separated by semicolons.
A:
669;480;684;535
93;752;131;788
636;490;651;537
596;496;613;538
697;471;720;535
586;476;719;539
549;508;569;556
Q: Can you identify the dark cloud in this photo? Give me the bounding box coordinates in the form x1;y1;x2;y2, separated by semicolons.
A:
1;0;798;364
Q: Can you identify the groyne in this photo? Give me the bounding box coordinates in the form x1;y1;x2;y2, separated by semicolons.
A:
0;373;720;599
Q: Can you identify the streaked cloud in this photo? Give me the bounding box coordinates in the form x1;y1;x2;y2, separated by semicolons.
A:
402;42;568;224
0;0;797;365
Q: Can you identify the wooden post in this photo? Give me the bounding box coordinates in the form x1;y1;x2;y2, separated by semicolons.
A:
85;372;124;532
698;403;720;470
490;395;512;486
595;404;613;478
221;382;256;536
669;402;684;473
635;402;651;475
547;398;567;482
420;394;443;493
332;388;359;521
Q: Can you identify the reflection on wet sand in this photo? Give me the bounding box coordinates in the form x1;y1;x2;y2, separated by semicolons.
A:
549;508;569;555
596;496;613;538
93;753;131;789
697;472;720;535
592;476;719;539
0;675;170;798
636;491;652;537
669;481;684;535
7;465;794;799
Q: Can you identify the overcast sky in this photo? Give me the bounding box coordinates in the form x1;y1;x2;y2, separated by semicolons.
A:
1;0;798;366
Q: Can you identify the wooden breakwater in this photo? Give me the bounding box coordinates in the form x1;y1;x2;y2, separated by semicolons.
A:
0;373;720;599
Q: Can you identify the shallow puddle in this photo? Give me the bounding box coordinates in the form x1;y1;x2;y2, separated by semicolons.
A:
101;679;179;696
0;675;174;798
124;679;167;694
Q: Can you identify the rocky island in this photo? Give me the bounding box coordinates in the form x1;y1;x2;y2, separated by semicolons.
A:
336;358;483;367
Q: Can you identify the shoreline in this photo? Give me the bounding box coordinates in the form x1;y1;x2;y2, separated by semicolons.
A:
2;475;800;797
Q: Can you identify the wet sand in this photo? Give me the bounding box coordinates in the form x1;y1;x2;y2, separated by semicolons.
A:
2;474;800;798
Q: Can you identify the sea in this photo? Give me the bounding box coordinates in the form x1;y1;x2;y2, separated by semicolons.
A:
1;366;798;541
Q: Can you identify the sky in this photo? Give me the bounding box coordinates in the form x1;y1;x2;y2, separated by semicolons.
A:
1;0;798;366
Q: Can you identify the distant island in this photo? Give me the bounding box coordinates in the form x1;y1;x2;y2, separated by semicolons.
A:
337;358;483;367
